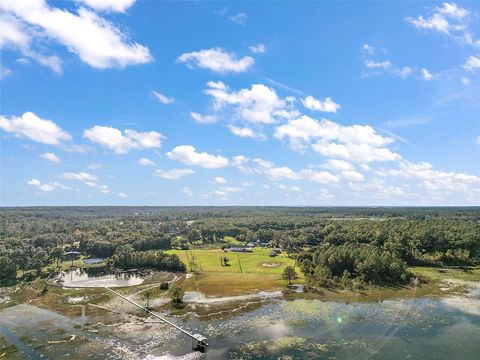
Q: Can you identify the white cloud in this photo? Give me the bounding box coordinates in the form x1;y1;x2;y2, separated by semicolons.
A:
203;81;298;125
227;124;265;139
0;65;13;79
437;2;469;19
27;178;55;192
40;152;61;163
28;178;69;192
264;166;300;180
166;145;229;169
0;13;62;73
365;60;392;69
155;168;195;180
0;112;71;145
376;160;480;192
249;43;266;54
177;48;254;73
230;12;248;25
83;126;164;154
79;0;136;13
476;136;480;144
63;172;98;182
362;51;412;79
341;170;364;182
138;158;155;166
322;159;354;171
394;66;412;79
407;13;451;33
190;112;218;124
274;115;400;163
0;0;151;70
214;176;227;184
290;186;301;192
406;2;477;47
461;76;470;85
300;169;340;184
62;171;110;193
118;192;128;198
301;95;340;113
153;91;174;104
421;68;435;81
362;43;375;55
463;55;480;72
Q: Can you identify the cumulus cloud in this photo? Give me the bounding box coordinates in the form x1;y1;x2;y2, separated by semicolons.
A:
79;0;136;13
214;176;227;184
27;178;54;192
421;68;435;80
83;126;164;154
62;171;109;193
177;48;254;73
249;43;266;54
153;91;174;104
463;55;480;72
190;112;218;124
40;152;61;163
118;192;128;198
63;171;98;182
155;168;195;180
28;178;69;192
0;0;152;71
138;158;155;166
341;170;365;182
227;124;265;139
301;95;340;113
166;145;229;169
274;115;400;163
203;81;298;125
250;158;340;184
406;2;478;48
0;112;71;145
321;159;354;171
376;160;480;192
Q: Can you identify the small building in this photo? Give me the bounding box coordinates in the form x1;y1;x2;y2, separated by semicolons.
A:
229;247;253;253
273;248;282;254
269;251;277;257
246;242;255;248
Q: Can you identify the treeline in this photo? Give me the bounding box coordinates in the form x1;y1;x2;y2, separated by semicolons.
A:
1;207;479;285
111;245;185;272
299;243;410;289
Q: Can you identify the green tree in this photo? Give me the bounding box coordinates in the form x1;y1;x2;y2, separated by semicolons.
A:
282;266;298;285
51;246;64;268
169;286;185;304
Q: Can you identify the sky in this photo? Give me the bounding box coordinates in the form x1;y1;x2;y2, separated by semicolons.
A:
0;0;479;206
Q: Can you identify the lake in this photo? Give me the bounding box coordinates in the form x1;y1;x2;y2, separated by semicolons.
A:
0;287;479;359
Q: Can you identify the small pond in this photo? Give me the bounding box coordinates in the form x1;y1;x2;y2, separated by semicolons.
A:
82;258;104;264
53;267;146;288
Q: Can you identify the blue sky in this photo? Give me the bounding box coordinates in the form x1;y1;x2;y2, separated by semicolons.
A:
1;0;479;206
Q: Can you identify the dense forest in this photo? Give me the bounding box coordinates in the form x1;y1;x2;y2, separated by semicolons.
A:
1;207;479;285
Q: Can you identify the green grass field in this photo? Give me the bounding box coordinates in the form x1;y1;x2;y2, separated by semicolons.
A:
165;247;303;295
166;247;299;275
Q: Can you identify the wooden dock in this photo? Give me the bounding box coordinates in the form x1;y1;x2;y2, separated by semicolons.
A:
105;287;208;352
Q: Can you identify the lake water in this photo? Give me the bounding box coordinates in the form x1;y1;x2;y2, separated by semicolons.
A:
52;267;145;288
0;288;479;359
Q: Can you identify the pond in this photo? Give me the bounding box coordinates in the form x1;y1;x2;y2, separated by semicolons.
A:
83;258;105;264
52;267;146;288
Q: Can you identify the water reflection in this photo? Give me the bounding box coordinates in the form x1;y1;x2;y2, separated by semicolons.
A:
54;267;146;288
